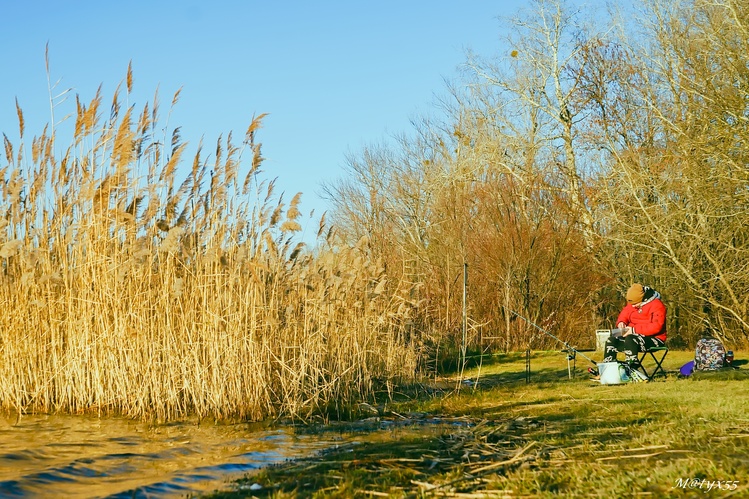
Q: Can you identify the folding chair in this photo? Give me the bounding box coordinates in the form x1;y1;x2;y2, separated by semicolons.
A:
635;346;669;379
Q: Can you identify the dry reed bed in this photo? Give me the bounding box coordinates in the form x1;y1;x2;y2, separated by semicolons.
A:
0;67;419;421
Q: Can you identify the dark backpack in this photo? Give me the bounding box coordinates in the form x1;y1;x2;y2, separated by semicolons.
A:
695;338;726;371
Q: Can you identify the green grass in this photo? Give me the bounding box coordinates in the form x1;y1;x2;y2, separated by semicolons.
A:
204;350;749;498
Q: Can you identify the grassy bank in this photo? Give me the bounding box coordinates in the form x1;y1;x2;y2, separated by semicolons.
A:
207;349;749;498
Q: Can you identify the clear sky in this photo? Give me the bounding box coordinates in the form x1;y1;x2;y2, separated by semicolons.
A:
1;1;528;241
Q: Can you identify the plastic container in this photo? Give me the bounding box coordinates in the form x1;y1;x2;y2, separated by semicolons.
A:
595;330;611;351
598;362;628;385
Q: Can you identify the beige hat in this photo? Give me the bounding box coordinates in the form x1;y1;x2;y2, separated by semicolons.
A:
626;283;645;304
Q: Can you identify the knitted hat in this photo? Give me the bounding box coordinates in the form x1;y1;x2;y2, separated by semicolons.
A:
626;283;645;303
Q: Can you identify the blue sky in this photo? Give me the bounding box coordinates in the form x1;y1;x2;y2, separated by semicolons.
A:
1;1;527;241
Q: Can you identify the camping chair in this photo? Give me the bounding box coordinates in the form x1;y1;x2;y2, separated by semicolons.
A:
634;346;669;379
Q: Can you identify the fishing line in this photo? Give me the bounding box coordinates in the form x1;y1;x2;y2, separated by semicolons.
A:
508;308;598;366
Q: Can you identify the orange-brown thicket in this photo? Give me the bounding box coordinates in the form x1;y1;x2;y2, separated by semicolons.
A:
326;133;606;358
409;165;606;354
0;69;418;422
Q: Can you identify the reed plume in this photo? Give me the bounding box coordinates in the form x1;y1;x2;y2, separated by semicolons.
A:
0;68;419;422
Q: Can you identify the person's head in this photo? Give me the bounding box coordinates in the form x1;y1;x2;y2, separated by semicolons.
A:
626;283;645;305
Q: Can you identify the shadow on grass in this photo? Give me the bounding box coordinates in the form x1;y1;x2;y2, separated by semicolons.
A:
467;366;584;386
689;367;749;381
210;434;454;498
462;351;596;386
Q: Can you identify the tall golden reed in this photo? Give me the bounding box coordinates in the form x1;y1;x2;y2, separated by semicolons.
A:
0;68;419;422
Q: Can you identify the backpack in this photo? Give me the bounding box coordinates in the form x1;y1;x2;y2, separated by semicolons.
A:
694;338;726;371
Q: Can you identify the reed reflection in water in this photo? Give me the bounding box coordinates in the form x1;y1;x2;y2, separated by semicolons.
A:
0;414;341;498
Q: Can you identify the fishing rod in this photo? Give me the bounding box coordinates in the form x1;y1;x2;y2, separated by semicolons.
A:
508;308;598;366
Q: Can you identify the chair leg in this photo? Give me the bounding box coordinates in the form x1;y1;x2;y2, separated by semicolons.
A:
634;351;668;379
650;351;667;377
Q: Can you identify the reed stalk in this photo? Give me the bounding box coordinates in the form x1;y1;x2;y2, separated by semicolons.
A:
0;70;419;421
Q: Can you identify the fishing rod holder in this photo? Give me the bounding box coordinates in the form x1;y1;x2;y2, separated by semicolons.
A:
508;309;597;382
561;345;577;379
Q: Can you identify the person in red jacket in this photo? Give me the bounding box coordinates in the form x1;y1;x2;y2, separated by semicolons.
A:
601;283;667;365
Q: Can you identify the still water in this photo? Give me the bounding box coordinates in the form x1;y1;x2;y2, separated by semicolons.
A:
0;414;346;498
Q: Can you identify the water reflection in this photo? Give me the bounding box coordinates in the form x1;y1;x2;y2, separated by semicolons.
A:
0;413;472;498
0;414;342;498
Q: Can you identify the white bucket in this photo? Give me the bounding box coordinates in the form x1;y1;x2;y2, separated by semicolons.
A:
598;362;628;385
595;330;611;351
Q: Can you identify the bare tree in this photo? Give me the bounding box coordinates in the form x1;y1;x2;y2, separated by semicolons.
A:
592;0;749;344
463;0;603;249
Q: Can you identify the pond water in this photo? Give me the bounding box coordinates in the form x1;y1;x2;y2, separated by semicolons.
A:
0;413;344;498
0;413;464;498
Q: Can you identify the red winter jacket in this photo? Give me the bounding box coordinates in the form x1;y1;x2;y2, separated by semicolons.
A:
616;298;667;343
